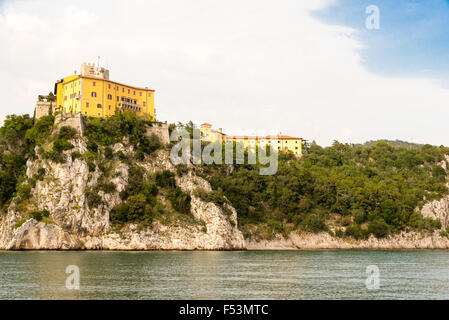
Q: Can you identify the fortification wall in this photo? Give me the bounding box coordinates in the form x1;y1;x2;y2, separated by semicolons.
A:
146;122;170;145
35;101;56;120
53;112;85;136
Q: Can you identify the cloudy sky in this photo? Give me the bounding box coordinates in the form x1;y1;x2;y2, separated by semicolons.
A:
1;0;449;146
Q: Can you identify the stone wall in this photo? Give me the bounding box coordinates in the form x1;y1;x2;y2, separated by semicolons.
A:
145;122;170;145
35;101;56;120
53;112;85;136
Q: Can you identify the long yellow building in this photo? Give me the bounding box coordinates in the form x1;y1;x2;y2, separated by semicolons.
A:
200;123;302;156
55;63;155;120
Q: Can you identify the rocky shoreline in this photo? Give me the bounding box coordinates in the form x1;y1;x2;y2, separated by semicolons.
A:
246;231;449;250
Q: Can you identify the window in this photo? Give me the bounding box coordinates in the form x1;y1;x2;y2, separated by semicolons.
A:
122;88;124;93
128;89;130;94
116;96;119;102
86;102;89;108
97;104;102;108
133;90;136;95
93;81;96;86
64;96;67;101
139;92;142;96
91;92;97;97
108;106;111;110
143;101;146;106
108;84;111;89
108;94;112;100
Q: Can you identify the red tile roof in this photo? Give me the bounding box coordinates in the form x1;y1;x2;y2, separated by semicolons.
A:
225;135;302;140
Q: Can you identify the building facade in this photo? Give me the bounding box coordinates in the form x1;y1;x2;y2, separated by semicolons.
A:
200;123;226;142
200;123;302;156
225;135;302;156
55;63;155;120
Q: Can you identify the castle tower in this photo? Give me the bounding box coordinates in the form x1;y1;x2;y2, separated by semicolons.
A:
80;62;110;80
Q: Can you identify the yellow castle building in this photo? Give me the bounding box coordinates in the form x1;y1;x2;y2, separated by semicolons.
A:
54;63;155;120
200;123;226;142
200;123;302;156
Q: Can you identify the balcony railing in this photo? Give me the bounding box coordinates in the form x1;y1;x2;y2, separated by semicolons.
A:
118;102;142;112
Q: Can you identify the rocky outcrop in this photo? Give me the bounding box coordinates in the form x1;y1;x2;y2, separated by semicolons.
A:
0;138;244;250
246;230;449;250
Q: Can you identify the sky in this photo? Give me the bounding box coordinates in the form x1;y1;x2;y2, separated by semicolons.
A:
1;0;449;146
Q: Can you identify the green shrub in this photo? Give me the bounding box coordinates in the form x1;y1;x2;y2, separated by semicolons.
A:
335;228;344;237
71;151;82;161
409;212;442;232
99;181;116;194
53;138;73;153
167;187;191;214
194;188;229;207
25;115;54;145
44;149;66;163
30;209;50;221
57;126;77;140
87;189;102;209
176;164;189;176
15;217;27;228
368;219;390;238
87;140;98;153
104;146;114;160
17;183;31;201
117;151;128;162
127;193;150;221
142;182;158;201
155;170;176;188
110;203;129;223
300;214;327;233
345;224;363;239
120;166;145;200
36;168;46;180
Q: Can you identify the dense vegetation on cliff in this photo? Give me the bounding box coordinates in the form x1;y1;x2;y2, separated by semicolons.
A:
202;141;449;239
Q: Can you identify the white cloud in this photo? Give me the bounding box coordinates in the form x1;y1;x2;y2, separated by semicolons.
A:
0;0;448;146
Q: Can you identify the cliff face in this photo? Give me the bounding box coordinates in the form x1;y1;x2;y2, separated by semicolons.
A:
1;135;449;250
0;138;245;250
